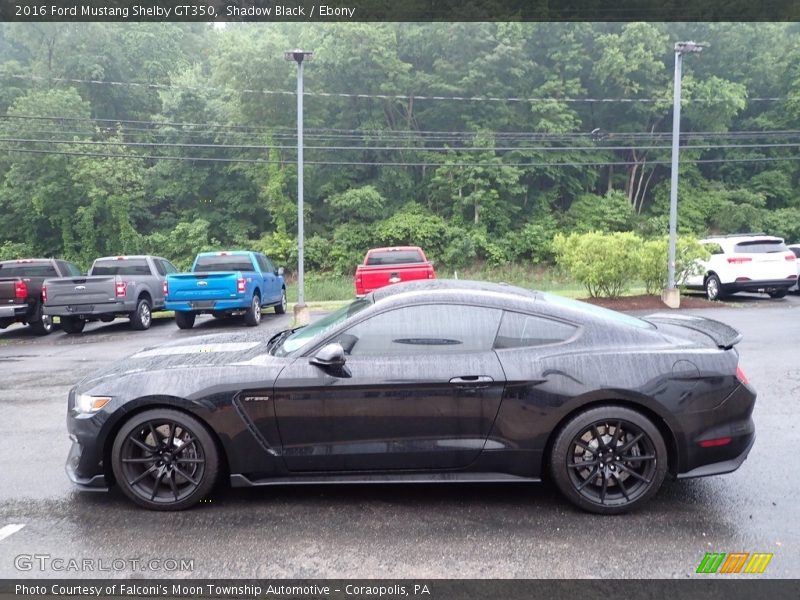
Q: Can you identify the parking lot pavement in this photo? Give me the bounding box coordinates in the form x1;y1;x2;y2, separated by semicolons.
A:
0;296;798;578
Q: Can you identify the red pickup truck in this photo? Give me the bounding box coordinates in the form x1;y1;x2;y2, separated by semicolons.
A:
354;246;436;296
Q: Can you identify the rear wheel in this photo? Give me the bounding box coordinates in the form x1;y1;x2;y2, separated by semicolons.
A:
111;408;219;510
767;289;787;299
704;274;723;301
550;406;667;515
274;288;287;314
29;304;53;336
174;311;196;330
60;316;86;334
243;294;261;326
129;297;152;330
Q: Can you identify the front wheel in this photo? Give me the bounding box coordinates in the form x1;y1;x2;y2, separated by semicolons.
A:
129;298;152;330
29;304;53;336
174;311;196;330
60;316;86;334
243;294;261;326
550;406;667;515
111;408;219;510
274;288;287;314
704;274;723;301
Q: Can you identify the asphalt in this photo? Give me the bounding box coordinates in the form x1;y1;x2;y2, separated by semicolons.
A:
0;295;798;579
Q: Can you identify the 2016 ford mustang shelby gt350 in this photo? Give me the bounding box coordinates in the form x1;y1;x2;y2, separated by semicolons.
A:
66;280;756;514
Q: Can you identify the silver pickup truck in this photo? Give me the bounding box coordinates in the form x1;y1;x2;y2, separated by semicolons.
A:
43;255;179;333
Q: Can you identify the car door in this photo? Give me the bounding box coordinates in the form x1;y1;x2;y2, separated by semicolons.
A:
273;303;507;472
255;254;279;304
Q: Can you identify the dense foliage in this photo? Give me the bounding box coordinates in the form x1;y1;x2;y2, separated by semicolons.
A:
1;23;799;276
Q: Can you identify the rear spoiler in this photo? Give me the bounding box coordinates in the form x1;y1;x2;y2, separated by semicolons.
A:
645;313;743;349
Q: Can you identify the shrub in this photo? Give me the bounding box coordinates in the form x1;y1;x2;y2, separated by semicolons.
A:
552;231;641;298
638;236;710;295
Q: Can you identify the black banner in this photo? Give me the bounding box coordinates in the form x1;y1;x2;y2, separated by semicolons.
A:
1;0;800;22
1;580;800;600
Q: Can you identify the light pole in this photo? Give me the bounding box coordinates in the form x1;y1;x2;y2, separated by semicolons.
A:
663;41;705;309
284;49;313;324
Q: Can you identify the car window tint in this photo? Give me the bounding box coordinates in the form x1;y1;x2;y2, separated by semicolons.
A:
703;243;724;255
264;257;275;272
153;259;166;276
91;258;151;276
366;249;424;266
338;304;502;356
494;311;577;349
255;254;270;272
0;262;58;277
194;255;253;272
734;240;788;253
66;262;83;276
792;248;800;258
162;260;179;274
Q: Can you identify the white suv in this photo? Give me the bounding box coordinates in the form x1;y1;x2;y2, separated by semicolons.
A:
685;234;798;300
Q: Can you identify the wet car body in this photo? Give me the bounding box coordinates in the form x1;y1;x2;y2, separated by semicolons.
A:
66;280;756;513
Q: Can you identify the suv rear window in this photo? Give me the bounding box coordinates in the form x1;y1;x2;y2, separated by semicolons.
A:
0;262;58;277
91;258;151;276
194;255;254;272
366;249;424;266
734;240;788;253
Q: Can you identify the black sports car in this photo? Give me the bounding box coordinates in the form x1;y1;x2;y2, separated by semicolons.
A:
66;280;756;514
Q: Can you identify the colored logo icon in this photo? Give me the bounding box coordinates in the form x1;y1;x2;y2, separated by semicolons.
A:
696;552;773;574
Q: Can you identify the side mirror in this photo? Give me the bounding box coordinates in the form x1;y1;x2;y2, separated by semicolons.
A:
276;267;285;276
309;342;346;368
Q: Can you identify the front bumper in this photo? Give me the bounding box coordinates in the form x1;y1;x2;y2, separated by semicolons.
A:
66;440;109;491
66;389;111;492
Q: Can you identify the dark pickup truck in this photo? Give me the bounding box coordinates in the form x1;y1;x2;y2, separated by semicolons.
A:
43;255;179;333
0;258;83;335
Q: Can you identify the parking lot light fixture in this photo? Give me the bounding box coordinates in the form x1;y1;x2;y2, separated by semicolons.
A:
664;41;706;309
284;49;313;324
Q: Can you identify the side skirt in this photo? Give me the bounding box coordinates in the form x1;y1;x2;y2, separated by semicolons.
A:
230;472;540;488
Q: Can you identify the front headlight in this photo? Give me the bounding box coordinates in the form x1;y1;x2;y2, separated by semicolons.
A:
74;394;111;414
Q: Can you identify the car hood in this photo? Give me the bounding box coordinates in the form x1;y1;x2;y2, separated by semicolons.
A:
75;330;288;395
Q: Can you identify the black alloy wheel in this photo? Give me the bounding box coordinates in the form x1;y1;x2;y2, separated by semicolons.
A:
550;406;667;514
111;409;219;510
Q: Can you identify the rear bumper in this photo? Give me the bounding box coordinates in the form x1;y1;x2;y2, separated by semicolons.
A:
165;298;249;313
721;278;796;293
677;434;754;479
0;304;29;320
44;300;136;318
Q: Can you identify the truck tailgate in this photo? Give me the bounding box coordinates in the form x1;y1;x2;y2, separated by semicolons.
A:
167;272;239;301
357;263;433;293
0;279;22;305
43;276;118;306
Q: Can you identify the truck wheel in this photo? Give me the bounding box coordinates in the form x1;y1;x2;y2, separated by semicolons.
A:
61;316;86;334
274;288;287;314
29;304;53;336
244;294;261;326
767;289;787;299
130;298;152;330
175;312;196;330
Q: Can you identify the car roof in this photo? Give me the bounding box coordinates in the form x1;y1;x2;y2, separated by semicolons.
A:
93;255;156;261
0;258;54;264
701;234;784;245
196;251;255;256
367;246;423;253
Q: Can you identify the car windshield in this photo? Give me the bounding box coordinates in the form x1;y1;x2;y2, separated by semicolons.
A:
733;240;788;253
91;258;150;275
0;262;58;277
271;297;373;356
194;255;253;272
366;249;424;265
538;292;654;329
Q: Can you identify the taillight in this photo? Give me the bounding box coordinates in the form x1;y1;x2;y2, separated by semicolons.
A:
785;253;796;261
163;280;168;298
115;281;127;298
428;271;434;279
14;280;27;299
727;257;752;264
237;278;246;293
736;366;749;385
699;437;732;448
41;285;47;303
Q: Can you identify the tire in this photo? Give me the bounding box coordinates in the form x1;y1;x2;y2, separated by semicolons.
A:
111;408;219;511
704;274;723;301
129;297;152;330
60;316;86;334
243;294;261;326
99;315;115;323
211;311;229;320
274;287;287;314
767;289;787;299
29;303;53;336
550;406;668;515
174;311;196;330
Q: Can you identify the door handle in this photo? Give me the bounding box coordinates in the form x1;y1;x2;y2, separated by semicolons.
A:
449;375;494;386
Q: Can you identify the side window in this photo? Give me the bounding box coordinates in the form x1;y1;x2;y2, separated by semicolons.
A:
153;259;166;276
704;243;724;256
162;260;179;274
264;257;275;273
494;311;577;349
334;304;502;356
255;254;270;273
66;262;82;277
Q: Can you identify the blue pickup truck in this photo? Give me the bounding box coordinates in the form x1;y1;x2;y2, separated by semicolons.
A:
165;251;286;329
